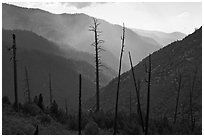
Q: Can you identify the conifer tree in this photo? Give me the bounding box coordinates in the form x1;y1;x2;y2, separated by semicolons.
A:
38;93;44;110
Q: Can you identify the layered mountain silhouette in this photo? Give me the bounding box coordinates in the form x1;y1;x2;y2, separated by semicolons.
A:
86;27;202;122
3;3;165;72
131;28;186;47
2;29;115;112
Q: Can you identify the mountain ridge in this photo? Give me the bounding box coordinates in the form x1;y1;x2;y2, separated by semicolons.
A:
3;3;162;72
131;28;186;47
86;27;202;121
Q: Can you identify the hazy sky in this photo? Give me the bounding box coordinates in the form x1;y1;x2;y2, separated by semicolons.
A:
7;2;202;34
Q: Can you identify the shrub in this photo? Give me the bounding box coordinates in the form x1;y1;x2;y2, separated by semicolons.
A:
104;112;114;129
37;114;51;125
84;121;99;135
120;120;142;135
55;109;67;124
22;103;42;116
2;96;11;105
91;110;106;129
50;100;58;115
67;115;78;131
67;113;89;131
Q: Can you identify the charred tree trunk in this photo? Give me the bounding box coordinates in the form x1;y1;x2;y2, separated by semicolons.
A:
145;54;152;135
173;69;182;124
189;67;198;131
129;90;132;122
128;51;145;132
189;83;194;131
137;80;141;115
9;34;19;111
25;66;31;103
89;18;104;112
113;23;125;135
78;74;82;135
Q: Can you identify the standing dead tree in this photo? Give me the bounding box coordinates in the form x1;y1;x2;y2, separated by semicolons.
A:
128;51;145;132
89;18;104;112
113;23;125;135
129;89;132;122
189;65;198;131
144;54;152;135
24;66;31;103
173;68;183;124
136;80;142;114
8;34;19;111
49;73;53;107
78;74;82;135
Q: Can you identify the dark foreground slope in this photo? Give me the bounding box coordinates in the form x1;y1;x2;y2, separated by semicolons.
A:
86;27;202;124
2;101;111;135
2;103;73;135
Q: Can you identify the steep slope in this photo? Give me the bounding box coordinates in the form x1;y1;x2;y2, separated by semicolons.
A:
2;29;115;112
132;28;186;47
86;27;202;122
3;29;113;86
2;3;161;71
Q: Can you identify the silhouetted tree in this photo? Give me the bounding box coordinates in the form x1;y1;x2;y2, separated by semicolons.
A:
38;93;44;110
173;68;183;124
78;74;82;135
145;54;152;135
136;80;141;114
50;100;58;115
89;18;104;112
113;23;125;135
33;96;38;105
8;34;18;111
128;51;145;132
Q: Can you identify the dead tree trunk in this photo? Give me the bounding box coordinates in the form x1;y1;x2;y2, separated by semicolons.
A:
129;90;132;122
78;74;82;135
137;80;141;115
25;66;31;103
128;51;145;132
89;18;104;112
8;34;19;111
173;69;182;124
49;73;53;107
145;54;152;135
113;23;125;135
189;66;198;131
